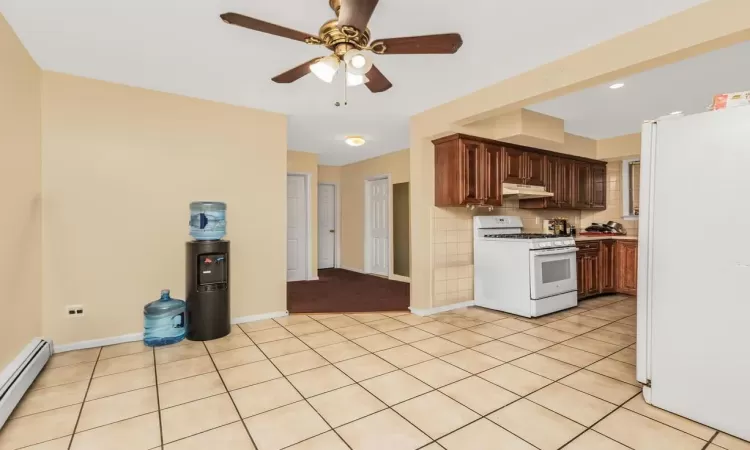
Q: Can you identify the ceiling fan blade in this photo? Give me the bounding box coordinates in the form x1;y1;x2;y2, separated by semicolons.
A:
365;65;392;93
220;12;320;44
272;58;321;84
370;33;463;55
338;0;379;32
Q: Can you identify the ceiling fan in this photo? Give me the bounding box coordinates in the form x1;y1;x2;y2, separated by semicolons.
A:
220;0;463;93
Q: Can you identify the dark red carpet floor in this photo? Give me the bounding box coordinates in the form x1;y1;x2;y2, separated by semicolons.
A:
287;269;410;313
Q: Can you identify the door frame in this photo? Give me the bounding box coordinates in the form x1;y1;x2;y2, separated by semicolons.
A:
318;182;341;269
364;174;391;276
287;172;314;281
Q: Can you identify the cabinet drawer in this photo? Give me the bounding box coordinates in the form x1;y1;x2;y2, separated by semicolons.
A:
576;241;601;252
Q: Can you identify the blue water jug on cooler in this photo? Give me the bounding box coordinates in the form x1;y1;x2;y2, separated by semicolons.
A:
143;289;186;347
189;201;226;240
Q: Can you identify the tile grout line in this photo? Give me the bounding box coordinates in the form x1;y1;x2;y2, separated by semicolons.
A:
202;340;262;450
152;346;164;448
29;297;719;450
67;346;102;450
235;322;356;450
702;431;720;450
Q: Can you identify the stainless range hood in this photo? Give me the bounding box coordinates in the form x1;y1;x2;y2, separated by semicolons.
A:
502;183;554;199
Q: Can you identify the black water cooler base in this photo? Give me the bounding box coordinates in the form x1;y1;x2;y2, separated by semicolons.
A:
186;240;230;341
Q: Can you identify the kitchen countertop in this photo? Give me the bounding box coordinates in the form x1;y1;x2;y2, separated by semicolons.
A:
575;235;638;241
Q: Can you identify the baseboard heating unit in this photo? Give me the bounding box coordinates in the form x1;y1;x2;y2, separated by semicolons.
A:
0;338;52;427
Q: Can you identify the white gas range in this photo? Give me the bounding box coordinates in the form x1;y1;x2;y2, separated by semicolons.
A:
473;216;578;317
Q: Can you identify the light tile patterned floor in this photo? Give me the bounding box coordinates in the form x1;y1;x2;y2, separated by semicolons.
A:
2;295;749;450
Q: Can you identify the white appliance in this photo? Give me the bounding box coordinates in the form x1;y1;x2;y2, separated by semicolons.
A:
638;107;750;441
473;216;578;317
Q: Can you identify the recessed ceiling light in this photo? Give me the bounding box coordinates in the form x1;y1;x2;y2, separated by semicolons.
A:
670;111;683;115
345;136;366;147
609;83;625;90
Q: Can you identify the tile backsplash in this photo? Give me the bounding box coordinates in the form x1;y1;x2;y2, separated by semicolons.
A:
432;160;638;307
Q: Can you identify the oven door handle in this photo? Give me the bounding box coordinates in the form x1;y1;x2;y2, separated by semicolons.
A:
531;248;578;256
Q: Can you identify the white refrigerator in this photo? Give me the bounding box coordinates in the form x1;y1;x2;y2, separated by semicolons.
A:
637;106;750;441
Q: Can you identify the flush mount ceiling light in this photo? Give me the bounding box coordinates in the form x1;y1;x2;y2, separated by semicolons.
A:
345;136;366;147
670;111;683;115
310;55;340;83
609;83;625;90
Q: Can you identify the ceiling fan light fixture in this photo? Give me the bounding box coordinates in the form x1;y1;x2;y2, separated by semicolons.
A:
310;56;340;83
345;136;366;147
343;49;373;75
346;72;369;87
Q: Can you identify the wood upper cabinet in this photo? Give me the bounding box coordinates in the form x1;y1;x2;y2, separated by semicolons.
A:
556;158;576;209
434;136;502;207
574;162;592;208
526;152;546;186
502;147;526;184
433;134;604;209
485;144;504;206
600;240;616;293
616;241;638;295
591;164;607;209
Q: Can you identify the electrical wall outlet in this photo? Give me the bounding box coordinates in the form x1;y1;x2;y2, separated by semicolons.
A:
66;305;84;317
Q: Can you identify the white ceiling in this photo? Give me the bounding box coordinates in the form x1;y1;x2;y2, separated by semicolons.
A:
530;40;750;139
1;0;709;164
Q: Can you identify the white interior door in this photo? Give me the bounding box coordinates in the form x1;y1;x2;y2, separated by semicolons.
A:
367;178;389;276
318;184;335;269
287;175;307;282
644;108;750;441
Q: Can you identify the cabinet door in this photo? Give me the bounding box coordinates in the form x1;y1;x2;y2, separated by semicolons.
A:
574;162;592;209
600;240;616;293
485;144;503;206
526;152;546;186
616;241;638;295
591;164;607;209
576;253;586;299
556;159;575;209
502;147;526;184
460;140;487;205
586;253;600;296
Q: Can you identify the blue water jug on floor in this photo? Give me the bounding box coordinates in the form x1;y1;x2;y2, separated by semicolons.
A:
189;201;226;240
143;289;186;347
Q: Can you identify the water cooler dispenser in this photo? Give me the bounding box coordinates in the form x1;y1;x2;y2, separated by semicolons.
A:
186;202;230;341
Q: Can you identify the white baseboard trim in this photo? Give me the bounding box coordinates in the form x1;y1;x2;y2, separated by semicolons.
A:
231;310;288;325
306;276;319;281
409;300;476;317
53;311;290;353
389;274;411;283
53;332;143;353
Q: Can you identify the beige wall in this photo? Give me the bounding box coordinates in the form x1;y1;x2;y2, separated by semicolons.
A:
340;149;409;275
41;72;287;345
288;151;319;276
318;165;342;184
410;0;750;311
0;15;42;366
597;133;641;160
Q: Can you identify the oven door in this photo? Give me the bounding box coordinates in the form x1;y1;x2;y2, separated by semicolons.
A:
529;247;578;300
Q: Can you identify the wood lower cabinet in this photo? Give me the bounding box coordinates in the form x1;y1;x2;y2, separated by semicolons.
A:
616;241;638;295
577;239;638;299
600;240;616;293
